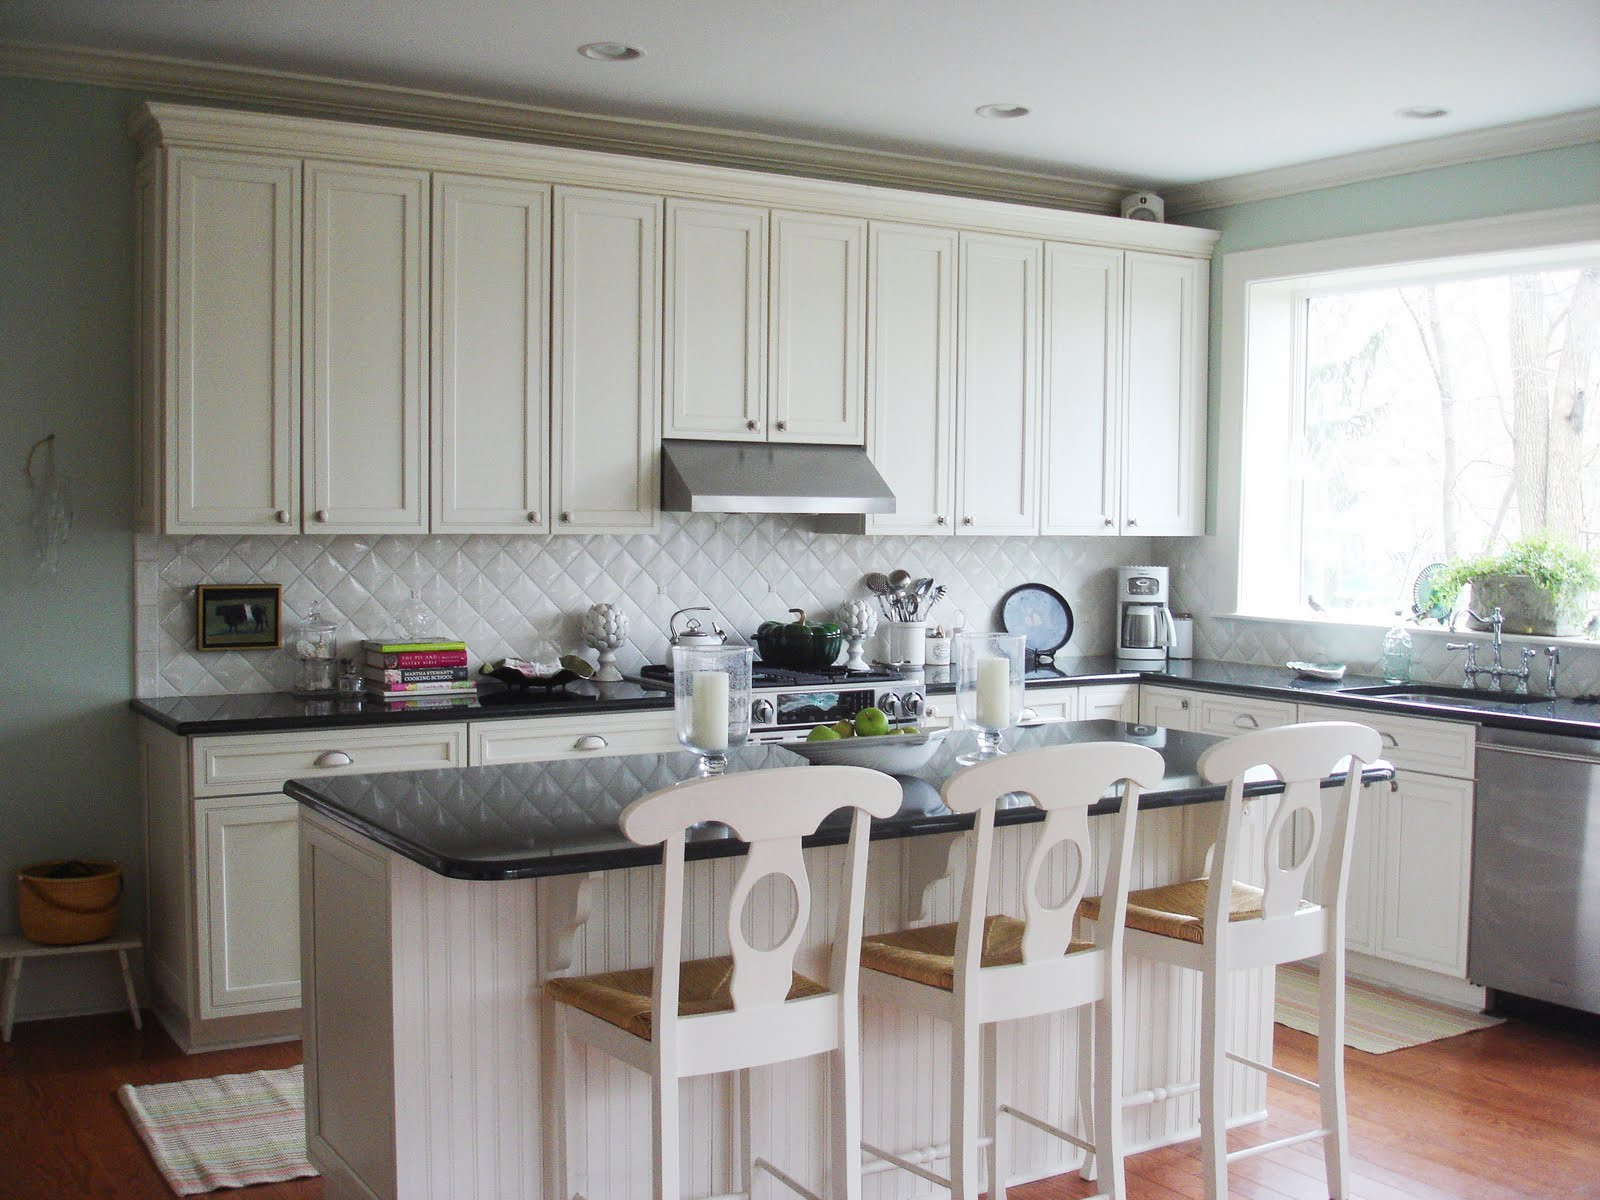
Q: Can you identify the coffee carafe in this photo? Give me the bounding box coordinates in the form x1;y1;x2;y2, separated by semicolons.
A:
1116;566;1174;661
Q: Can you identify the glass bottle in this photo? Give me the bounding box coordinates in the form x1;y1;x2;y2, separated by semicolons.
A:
1380;611;1413;683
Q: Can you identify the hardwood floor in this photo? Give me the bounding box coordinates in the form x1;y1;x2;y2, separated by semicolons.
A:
1;1011;1595;1198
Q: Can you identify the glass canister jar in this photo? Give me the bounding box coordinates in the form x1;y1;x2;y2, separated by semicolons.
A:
292;602;340;696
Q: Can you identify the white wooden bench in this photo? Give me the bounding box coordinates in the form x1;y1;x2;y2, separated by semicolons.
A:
0;931;143;1041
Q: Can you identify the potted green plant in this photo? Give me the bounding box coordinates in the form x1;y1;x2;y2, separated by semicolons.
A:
1429;533;1599;636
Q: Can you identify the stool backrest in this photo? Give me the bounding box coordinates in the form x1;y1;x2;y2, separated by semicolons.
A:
622;765;902;1022
1197;721;1383;927
940;742;1166;983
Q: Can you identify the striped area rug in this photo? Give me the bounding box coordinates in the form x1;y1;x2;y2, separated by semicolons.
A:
1274;963;1502;1054
117;1065;318;1195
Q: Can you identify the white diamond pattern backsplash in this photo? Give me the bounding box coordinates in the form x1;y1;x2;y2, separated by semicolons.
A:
136;520;1156;696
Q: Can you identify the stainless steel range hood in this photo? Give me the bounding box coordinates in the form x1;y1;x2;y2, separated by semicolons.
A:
660;439;896;517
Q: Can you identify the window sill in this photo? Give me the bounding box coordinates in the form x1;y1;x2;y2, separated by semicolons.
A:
1217;611;1599;648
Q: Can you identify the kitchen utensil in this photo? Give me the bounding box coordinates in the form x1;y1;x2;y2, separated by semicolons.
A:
669;606;726;647
887;569;912;592
999;583;1074;663
753;608;845;670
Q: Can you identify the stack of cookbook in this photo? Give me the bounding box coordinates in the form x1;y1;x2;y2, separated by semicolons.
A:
361;639;474;700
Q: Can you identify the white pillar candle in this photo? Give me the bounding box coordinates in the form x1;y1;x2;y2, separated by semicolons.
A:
691;670;730;750
976;655;1011;729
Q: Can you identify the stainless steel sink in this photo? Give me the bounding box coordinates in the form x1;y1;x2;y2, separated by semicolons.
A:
1341;684;1547;715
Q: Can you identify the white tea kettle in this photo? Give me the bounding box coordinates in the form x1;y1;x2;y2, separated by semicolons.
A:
669;607;726;648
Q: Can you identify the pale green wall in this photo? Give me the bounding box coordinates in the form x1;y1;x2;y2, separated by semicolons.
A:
0;76;143;1017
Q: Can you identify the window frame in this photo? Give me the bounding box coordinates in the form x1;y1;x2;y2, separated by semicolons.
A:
1218;204;1600;625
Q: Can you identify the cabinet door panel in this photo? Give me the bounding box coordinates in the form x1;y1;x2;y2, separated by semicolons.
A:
1079;684;1138;723
305;162;429;533
1041;244;1122;535
770;212;866;444
1122;252;1206;535
167;150;300;532
866;222;957;534
956;233;1041;535
1138;685;1195;730
1343;787;1381;954
432;176;551;532
1377;774;1472;976
553;187;662;533
664;199;767;440
199;796;300;1016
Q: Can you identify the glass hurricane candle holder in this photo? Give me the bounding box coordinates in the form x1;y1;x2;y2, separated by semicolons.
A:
954;631;1026;764
672;644;753;776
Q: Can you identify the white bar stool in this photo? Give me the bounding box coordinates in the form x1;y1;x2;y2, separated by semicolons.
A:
1080;720;1382;1200
544;764;902;1200
856;741;1166;1200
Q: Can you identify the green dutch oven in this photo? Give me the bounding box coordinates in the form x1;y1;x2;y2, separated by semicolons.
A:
753;608;844;671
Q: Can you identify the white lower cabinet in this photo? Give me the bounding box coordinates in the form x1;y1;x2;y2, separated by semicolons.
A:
197;795;302;1018
471;710;678;765
1021;683;1137;723
1138;684;1196;729
140;720;469;1051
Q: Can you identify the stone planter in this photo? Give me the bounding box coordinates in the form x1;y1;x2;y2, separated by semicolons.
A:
1465;574;1587;636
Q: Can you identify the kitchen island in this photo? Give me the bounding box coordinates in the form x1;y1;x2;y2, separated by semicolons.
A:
287;718;1391;1200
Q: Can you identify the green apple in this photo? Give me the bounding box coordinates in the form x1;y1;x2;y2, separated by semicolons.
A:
831;719;856;738
854;706;890;738
806;724;841;742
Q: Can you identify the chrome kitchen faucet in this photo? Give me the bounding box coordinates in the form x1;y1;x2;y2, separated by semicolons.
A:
1446;606;1561;695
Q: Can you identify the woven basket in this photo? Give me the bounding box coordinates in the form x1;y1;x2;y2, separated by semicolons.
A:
17;860;122;945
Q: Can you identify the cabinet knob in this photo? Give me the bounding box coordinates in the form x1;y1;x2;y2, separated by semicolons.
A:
776;420;788;432
1103;517;1114;528
275;509;290;524
746;419;759;431
314;750;354;768
527;511;542;524
937;515;947;526
962;516;974;526
1126;517;1137;527
315;509;329;523
573;734;608;752
560;511;572;524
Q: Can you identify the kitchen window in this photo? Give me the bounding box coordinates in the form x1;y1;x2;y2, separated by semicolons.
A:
1223;207;1600;623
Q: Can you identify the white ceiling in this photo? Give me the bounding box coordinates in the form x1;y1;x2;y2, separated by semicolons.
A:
3;0;1598;189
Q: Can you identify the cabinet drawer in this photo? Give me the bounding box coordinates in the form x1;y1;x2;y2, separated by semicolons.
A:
193;724;469;796
1191;693;1297;737
1296;703;1475;779
1021;686;1077;724
1079;684;1138;723
471;710;677;765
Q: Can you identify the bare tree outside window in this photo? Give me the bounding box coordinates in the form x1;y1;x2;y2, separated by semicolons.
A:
1300;266;1600;618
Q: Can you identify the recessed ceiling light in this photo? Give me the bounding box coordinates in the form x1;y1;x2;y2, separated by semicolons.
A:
1397;106;1449;120
975;103;1030;120
578;41;644;62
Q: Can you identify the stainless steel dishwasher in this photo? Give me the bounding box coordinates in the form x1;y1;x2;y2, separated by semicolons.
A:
1470;725;1600;1015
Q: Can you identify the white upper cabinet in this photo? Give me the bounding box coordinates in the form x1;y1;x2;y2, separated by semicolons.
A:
552;186;663;534
866;222;958;534
663;199;768;441
431;175;552;533
164;149;301;533
304;161;430;534
1040;244;1123;535
955;232;1042;535
1121;251;1207;535
769;211;866;445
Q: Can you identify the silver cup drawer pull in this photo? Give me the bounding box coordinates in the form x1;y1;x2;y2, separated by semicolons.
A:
1234;714;1260;729
573;735;608;752
1381;732;1400;748
314;750;354;768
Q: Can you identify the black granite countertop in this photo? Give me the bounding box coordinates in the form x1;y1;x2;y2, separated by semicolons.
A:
131;678;671;735
134;656;1600;740
286;718;1395;881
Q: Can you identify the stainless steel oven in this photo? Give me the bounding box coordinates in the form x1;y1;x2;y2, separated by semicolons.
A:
633;665;924;744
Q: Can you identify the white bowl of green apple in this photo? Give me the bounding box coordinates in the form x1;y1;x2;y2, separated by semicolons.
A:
785;706;949;773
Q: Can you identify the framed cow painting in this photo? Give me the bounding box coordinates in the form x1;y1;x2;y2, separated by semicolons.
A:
196;583;283;651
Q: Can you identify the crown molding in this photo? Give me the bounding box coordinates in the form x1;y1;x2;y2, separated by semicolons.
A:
1166;107;1600;215
0;39;1131;215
